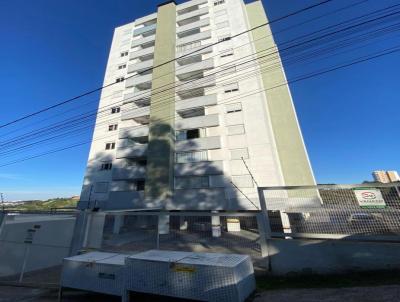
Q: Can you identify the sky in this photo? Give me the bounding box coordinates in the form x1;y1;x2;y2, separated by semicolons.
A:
0;0;399;201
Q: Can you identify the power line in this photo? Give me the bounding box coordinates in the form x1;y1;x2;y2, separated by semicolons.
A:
1;18;399;158
0;44;398;168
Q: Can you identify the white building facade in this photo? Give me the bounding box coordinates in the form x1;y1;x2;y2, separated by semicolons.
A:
78;0;316;211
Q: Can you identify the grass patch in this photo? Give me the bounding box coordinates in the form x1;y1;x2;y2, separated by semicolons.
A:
256;270;400;291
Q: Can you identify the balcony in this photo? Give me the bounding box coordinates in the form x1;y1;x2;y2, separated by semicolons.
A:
175;136;222;152
176;58;214;79
169;188;227;210
119;125;149;139
177;18;210;36
135;12;157;26
107;191;145;210
131;34;156;48
176;43;213;60
125;73;152;90
127;59;154;74
176;74;216;93
177;6;208;25
175;160;223;177
177;30;211;46
112;166;146;181
133;23;157;37
121;106;150;122
116;144;148;159
176;94;217;112
129;46;155;61
177;0;208;13
123;90;151;105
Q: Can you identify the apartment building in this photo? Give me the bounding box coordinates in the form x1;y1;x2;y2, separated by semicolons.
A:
78;0;316;211
373;170;400;183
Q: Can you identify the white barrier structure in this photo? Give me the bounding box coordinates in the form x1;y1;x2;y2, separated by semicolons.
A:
60;250;255;302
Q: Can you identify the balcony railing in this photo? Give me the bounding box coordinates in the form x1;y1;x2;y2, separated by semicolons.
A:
131;34;156;48
177;6;208;24
121;106;150;121
133;23;157;37
119;125;149;139
127;59;154;74
177;0;208;13
175;160;223;176
129;46;155;61
112;166;146;180
116;144;148;159
125;73;152;89
177;17;210;36
176;94;217;112
175;136;222;152
177;30;211;46
176;58;214;77
176;74;216;93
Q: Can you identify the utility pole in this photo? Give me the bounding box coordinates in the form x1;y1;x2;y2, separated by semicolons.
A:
1;193;4;212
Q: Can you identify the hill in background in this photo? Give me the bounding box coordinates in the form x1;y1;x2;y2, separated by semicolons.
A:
4;198;78;211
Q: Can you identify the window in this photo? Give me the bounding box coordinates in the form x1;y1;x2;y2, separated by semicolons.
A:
100;162;113;170
105;142;116;150
230;148;249;160
227;124;245;135
225;102;242;113
108;124;118;131
111;107;120;114
223;83;239;93
176;128;206;141
120;51;128;57
214;0;225;6
176;150;208;163
220;49;234;58
218;35;231;42
116;77;125;83
118;64;126;70
175;176;209;189
136;180;145;191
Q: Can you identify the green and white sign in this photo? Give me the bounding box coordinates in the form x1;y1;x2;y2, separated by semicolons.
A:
354;188;386;208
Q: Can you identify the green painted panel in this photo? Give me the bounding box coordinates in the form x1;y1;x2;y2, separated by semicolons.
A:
246;1;315;186
145;2;176;205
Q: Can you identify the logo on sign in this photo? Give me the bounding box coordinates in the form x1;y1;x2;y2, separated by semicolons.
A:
361;191;377;199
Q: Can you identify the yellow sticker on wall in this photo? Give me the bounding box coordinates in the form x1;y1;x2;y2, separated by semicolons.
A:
171;264;196;273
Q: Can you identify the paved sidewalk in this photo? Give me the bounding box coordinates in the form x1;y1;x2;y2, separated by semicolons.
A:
1;284;400;301
253;285;400;302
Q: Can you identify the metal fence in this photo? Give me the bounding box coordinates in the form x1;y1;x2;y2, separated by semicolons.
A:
82;211;268;270
259;183;400;240
0;183;399;287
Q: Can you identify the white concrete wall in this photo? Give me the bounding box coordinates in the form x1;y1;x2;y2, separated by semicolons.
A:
0;215;76;277
267;238;400;275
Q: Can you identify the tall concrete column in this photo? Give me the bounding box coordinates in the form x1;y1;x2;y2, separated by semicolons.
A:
211;211;221;237
112;215;124;234
245;1;316;187
145;1;177;215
